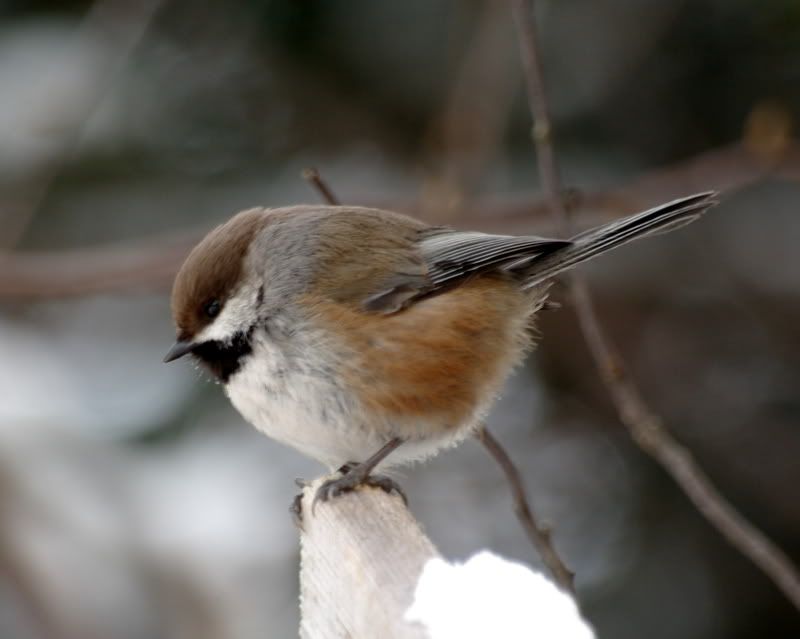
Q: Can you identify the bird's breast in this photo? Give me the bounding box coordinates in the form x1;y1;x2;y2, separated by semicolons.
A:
224;279;546;469
224;325;384;468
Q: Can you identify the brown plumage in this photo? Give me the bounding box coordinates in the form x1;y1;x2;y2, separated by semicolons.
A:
301;274;534;432
170;209;267;341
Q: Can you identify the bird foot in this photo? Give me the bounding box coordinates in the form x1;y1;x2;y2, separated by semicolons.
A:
312;466;407;512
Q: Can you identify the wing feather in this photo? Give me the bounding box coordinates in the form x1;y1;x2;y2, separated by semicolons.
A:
349;191;715;315
421;230;571;287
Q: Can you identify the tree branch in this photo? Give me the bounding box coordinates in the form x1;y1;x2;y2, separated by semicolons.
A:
477;427;575;594
0;232;199;299
1;0;167;249
302;167;340;206
299;479;438;639
1;141;797;301
511;0;800;610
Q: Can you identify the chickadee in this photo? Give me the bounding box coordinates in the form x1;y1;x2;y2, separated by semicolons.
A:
164;192;716;503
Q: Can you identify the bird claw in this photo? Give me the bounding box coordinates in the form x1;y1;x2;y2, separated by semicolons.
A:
312;469;407;513
364;475;408;506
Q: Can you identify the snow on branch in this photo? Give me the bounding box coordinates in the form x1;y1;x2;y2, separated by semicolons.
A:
297;478;592;639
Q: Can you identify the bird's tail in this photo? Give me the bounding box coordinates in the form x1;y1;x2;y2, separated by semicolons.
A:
520;191;718;287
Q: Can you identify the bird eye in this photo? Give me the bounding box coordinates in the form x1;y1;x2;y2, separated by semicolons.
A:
204;299;221;318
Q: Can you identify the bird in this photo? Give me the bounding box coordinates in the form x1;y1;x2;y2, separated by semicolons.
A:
164;192;717;504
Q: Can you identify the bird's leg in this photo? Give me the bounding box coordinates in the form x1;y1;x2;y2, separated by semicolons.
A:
313;437;406;510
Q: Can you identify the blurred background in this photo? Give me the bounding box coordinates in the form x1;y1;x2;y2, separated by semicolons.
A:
1;0;799;637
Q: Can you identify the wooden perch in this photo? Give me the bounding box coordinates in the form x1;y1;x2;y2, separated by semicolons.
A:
298;478;440;639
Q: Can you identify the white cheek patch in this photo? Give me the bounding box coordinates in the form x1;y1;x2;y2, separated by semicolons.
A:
194;284;260;344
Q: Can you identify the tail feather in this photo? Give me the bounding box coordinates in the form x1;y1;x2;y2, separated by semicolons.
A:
519;191;718;287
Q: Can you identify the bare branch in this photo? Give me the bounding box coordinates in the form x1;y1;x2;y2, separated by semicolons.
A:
302;167;341;206
419;1;518;218
477;427;576;595
365;141;800;229
511;0;800;610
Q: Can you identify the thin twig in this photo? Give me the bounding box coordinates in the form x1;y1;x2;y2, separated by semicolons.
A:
302;168;340;205
477;427;576;595
302;165;576;592
511;0;800;610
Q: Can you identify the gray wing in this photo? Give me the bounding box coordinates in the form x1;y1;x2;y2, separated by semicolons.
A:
363;228;570;313
419;230;571;289
360;191;716;314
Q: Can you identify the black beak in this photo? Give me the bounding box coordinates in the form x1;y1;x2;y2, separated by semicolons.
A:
163;339;196;363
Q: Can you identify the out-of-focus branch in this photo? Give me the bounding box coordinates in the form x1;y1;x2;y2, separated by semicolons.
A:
2;139;800;301
477;427;575;594
0;467;72;639
419;0;518;220
0;232;200;299
373;140;800;230
1;0;167;248
511;1;569;228
511;0;800;611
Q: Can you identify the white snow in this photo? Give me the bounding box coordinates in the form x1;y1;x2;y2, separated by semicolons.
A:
406;551;594;639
